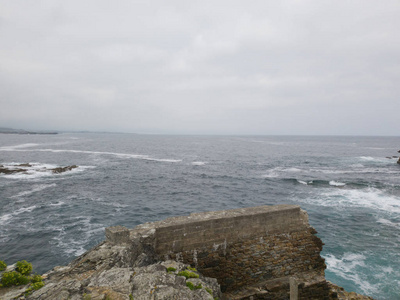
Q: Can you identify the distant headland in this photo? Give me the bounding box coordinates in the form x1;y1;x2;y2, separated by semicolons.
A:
0;127;58;135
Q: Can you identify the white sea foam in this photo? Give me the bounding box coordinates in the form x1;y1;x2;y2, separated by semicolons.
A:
262;171;279;178
192;161;207;166
297;180;308;185
50;217;104;256
358;156;389;164
0;143;39;150
0;147;181;163
359;156;375;161
284;167;302;172
49;201;65;207
377;218;400;228
0;205;37;225
1;163;94;179
143;157;182;163
307;187;400;214
329;181;346;187
0;214;13;225
324;252;378;295
11;183;57;198
262;167;303;178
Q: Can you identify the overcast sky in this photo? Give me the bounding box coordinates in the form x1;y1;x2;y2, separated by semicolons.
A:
0;1;399;135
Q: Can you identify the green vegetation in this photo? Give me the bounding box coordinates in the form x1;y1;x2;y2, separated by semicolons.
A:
205;287;213;295
83;293;92;300
186;281;194;290
1;271;30;287
0;260;6;271
0;259;44;294
177;270;199;279
186;266;197;272
25;281;45;295
16;260;32;275
186;281;202;290
129;294;134;300
166;267;176;273
29;274;43;283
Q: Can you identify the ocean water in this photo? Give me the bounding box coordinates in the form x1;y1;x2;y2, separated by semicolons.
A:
0;133;399;299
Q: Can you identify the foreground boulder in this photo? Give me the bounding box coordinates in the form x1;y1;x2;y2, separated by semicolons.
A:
25;242;221;300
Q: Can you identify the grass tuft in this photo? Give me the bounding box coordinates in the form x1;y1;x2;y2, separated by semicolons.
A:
177;270;199;279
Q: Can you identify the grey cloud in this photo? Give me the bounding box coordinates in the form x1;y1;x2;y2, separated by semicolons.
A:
1;0;399;134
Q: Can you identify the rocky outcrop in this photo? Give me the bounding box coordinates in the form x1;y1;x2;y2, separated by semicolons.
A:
0;164;78;175
0;166;28;175
51;165;78;174
328;283;374;300
12;241;221;300
1;205;374;300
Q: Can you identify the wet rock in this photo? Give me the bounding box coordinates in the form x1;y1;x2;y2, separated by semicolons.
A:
0;167;27;174
17;163;32;167
51;165;78;174
0;164;79;175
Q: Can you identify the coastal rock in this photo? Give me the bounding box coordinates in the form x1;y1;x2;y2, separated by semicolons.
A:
17;163;32;167
398;157;400;164
0;167;27;175
1;205;374;300
0;164;78;175
51;165;78;174
23;240;221;300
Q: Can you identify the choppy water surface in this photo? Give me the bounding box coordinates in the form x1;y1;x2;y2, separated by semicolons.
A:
0;134;399;299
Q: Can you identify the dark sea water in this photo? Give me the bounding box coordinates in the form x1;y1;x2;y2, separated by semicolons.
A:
1;133;399;299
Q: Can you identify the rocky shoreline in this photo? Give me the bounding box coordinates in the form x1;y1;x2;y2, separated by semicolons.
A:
0;205;375;300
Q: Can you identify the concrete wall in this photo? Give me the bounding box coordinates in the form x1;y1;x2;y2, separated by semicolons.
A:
107;205;330;299
154;205;307;254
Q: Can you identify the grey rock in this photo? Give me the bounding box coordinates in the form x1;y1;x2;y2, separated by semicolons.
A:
88;267;133;294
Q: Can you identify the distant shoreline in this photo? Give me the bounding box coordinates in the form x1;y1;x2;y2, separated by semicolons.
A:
0;128;58;135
